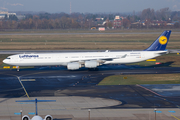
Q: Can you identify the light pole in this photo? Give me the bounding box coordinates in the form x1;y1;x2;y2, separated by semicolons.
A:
154;108;157;120
88;109;91;120
20;110;22;120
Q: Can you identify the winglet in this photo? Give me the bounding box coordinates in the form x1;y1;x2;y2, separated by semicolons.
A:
121;54;127;58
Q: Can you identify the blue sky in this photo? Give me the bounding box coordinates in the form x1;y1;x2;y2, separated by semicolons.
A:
0;0;180;13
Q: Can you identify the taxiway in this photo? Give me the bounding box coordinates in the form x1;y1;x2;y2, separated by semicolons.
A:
0;66;180;120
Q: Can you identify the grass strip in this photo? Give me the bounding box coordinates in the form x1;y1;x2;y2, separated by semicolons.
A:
98;74;180;85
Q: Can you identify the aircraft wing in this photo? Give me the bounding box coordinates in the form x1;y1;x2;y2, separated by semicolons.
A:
70;54;127;63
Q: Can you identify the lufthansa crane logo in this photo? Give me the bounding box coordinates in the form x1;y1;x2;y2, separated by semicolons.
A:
159;36;167;45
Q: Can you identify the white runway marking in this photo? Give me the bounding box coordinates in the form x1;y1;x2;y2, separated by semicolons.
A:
21;79;36;81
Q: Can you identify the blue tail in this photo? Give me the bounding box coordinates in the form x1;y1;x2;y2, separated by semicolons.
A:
144;30;171;51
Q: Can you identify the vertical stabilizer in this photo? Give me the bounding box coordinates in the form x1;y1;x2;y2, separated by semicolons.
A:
144;30;171;51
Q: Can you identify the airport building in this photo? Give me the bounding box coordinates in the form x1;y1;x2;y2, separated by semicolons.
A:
0;11;16;19
0;11;25;20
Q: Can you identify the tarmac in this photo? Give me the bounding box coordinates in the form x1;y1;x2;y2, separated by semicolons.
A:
0;66;180;120
1;97;180;120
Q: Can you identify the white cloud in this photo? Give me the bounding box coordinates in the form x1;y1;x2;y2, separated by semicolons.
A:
166;0;177;2
172;4;180;11
7;3;24;6
173;5;177;9
0;7;8;11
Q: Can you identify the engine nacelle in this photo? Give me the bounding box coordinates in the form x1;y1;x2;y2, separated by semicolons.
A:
85;61;99;68
67;62;81;70
22;115;30;120
44;115;53;120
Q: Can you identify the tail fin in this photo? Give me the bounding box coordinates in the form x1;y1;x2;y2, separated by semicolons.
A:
16;98;56;115
144;30;171;51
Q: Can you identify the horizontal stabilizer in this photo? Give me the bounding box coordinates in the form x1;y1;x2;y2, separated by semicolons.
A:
16;100;56;102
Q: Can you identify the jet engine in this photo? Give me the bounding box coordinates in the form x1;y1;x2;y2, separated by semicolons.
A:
67;62;81;70
85;61;99;68
44;115;53;120
22;115;30;120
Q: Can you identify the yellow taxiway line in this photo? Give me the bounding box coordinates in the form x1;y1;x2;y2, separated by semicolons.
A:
171;114;180;120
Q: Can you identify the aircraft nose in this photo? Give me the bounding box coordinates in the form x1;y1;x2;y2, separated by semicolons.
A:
3;59;7;64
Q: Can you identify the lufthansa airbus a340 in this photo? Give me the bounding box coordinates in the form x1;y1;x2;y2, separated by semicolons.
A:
3;30;171;70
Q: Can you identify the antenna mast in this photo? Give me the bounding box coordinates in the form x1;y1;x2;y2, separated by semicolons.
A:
70;2;71;14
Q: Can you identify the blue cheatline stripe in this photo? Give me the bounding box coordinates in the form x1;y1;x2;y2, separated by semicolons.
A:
29;112;35;115
154;111;162;113
14;113;21;115
168;111;176;113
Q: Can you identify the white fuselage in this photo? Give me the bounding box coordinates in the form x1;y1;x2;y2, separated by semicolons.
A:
3;51;166;67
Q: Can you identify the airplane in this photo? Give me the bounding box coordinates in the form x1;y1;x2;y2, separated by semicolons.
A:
3;30;171;70
16;98;56;120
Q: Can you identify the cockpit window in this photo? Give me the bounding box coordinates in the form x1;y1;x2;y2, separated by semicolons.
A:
6;57;11;59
